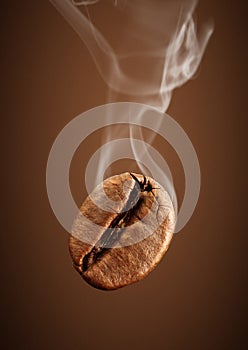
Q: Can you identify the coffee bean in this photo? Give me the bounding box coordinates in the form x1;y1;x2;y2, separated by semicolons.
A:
69;172;176;290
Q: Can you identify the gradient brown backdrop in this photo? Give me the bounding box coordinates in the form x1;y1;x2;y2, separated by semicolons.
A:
1;1;247;349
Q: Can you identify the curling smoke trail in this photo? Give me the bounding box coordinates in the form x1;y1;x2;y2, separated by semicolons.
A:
47;0;214;235
50;0;213;112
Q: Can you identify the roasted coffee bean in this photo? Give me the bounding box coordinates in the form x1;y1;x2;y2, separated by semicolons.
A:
69;172;176;290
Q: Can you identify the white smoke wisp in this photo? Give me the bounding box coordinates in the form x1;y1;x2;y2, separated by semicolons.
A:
48;0;214;233
159;4;214;111
72;1;98;5
72;0;126;8
50;0;213;112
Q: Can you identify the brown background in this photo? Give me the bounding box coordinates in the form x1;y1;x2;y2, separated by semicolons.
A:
1;1;247;349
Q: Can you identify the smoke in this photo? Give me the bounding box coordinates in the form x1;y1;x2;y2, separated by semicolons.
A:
48;0;214;233
50;0;213;112
72;1;126;7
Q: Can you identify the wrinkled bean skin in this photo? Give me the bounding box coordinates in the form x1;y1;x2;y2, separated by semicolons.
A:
69;172;176;290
